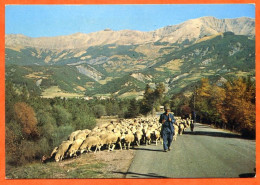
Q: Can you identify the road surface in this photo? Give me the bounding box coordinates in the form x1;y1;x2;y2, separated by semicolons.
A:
125;123;255;178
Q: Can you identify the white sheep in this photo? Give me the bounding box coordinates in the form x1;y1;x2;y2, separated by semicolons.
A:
74;131;87;140
173;124;179;141
83;129;91;135
50;146;58;158
135;130;143;146
68;130;82;141
152;130;161;145
79;136;102;153
122;132;135;150
179;123;185;135
145;129;153;145
68;138;85;157
101;132;120;151
55;140;73;162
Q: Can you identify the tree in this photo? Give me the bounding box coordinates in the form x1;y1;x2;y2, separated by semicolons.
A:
140;84;154;115
222;77;255;136
208;84;226;127
93;104;107;118
13;102;39;139
53;105;72;126
195;78;212;123
73;113;96;130
125;99;140;118
180;105;191;118
154;82;165;101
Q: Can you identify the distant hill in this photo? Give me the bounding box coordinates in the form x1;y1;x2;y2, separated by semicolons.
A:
5;17;255;98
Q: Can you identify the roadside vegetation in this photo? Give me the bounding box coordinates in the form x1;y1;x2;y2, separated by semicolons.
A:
190;76;255;138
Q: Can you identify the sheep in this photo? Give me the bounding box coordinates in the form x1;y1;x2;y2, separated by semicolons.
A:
122;132;135;150
106;124;115;131
130;126;137;134
68;138;85;157
101;132;121;151
68;130;82;141
179;123;185;135
145;129;153;145
115;131;124;150
83;129;91;135
50;146;58;158
135;130;143;146
173;124;179;141
41;146;58;163
74;131;87;140
152;130;161;145
79;136;102;153
55;140;73;162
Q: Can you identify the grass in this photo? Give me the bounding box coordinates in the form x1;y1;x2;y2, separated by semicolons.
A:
161;59;183;71
98;77;116;85
6;158;109;179
41;86;84;98
118;91;144;99
67;163;107;178
25;72;49;79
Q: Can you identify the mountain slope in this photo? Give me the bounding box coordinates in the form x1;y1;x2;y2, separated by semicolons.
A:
5;16;255;98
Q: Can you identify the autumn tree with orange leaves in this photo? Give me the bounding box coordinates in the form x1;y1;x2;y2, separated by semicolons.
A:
13;102;39;139
193;76;255;138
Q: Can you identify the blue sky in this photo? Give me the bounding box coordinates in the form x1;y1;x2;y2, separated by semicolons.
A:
5;4;255;37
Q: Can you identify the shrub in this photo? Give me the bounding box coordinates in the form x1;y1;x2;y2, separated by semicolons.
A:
53;105;72;126
93;104;107;118
13;102;39;140
73;113;96;130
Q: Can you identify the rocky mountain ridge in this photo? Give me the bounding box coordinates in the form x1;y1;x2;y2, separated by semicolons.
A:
5;16;255;50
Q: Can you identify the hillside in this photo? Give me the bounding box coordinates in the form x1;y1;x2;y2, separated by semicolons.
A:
5;16;255;98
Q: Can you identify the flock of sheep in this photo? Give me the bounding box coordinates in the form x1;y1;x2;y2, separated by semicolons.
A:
43;116;194;163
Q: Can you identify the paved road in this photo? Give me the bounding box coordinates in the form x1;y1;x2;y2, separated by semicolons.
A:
125;123;255;178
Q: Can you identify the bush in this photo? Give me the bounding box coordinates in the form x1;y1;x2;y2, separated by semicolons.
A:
73;113;96;130
51;125;74;147
13;102;39;140
5;127;23;166
53;105;72;126
93;104;107;118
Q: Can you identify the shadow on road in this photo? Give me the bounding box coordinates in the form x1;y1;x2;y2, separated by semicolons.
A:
239;173;256;178
184;131;241;139
112;171;168;178
132;147;163;152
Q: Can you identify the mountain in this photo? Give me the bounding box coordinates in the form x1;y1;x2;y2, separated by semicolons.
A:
5;17;255;98
5;17;255;50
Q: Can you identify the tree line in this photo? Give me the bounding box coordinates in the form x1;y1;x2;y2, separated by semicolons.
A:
190;76;255;138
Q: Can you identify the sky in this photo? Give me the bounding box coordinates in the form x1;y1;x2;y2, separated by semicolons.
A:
5;4;255;37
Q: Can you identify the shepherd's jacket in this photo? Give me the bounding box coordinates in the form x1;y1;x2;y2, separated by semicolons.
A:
159;113;175;133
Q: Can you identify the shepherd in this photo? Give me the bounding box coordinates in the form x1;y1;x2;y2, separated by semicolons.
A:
159;105;175;152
